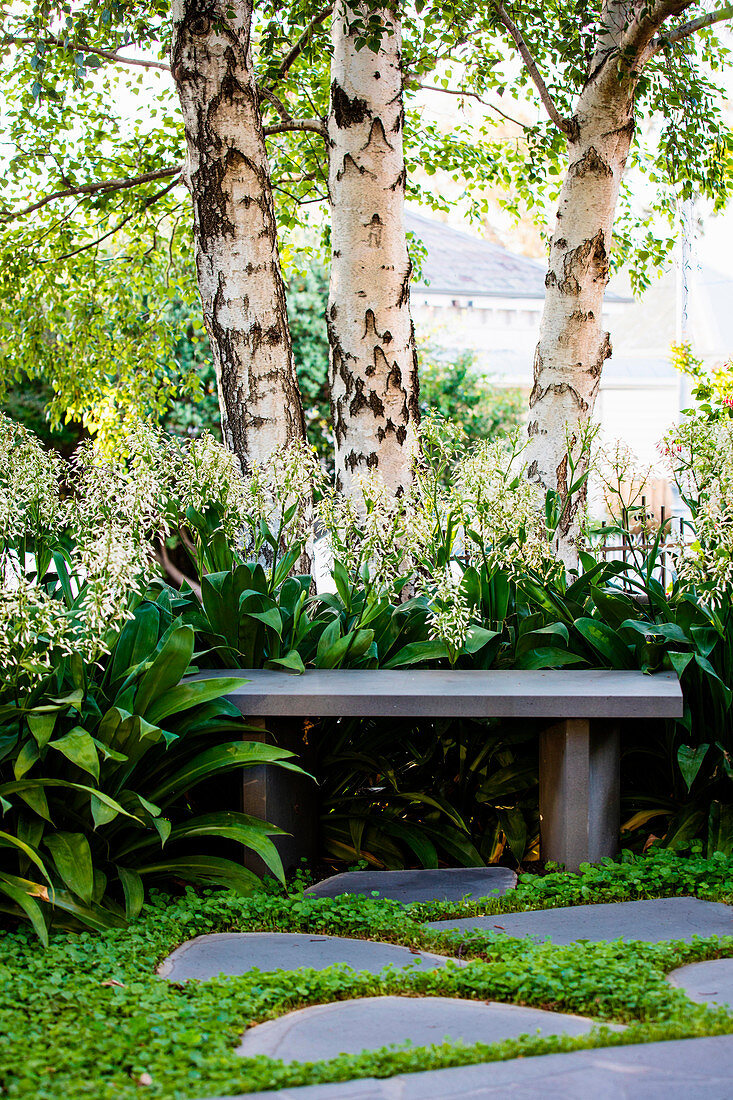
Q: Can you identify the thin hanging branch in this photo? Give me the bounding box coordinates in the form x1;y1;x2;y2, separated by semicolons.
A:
40;176;181;262
1;165;181;222
493;3;573;135
4;35;171;71
414;83;529;129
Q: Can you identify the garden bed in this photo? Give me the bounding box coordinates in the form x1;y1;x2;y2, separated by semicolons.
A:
5;850;733;1099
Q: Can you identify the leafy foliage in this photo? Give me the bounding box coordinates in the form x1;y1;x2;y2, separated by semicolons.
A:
3;850;733;1097
0;589;303;940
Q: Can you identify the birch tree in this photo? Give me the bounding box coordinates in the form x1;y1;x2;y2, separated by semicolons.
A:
327;2;420;497
170;0;309;469
485;1;733;556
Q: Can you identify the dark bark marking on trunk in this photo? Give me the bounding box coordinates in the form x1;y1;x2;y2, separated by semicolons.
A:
570;145;613;179
557;229;608;295
332;80;369;127
336;153;374;182
362;117;394;154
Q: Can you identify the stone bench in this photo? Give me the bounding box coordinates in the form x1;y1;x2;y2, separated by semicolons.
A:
198;668;682;872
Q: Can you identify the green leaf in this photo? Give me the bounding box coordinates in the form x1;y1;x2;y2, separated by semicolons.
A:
383;640;450;668
49;727;99;781
135;854;261;894
44;832;94;904
516;647;586;670
463;626;500;654
134;625;195;718
677;743;709;791
149;742;305;802
14;741;39;780
0;873;49;945
90;795;118;829
117;867;145;920
574;618;633;669
165;812;286;884
245;608;283;635
145;676;248;725
265;651;306;674
0;831;52;886
27;712;57;749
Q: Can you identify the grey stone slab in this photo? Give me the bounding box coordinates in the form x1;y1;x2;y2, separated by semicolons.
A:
206;1035;733;1098
304;867;517;905
669;958;733;1007
235;995;612;1062
426;897;733;945
158;933;459;983
194;668;682;719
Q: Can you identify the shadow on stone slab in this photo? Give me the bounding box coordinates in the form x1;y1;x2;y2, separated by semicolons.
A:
304;867;517;905
202;1034;733;1099
235;995;614;1063
158;933;459;983
669;958;733;1008
425;897;733;945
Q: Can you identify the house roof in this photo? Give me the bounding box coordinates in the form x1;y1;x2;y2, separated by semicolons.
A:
406;210;628;303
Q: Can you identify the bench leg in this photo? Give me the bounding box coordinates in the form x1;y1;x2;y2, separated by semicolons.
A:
539;718;620;872
241;717;318;875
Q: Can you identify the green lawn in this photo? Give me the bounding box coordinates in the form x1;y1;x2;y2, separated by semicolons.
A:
5;850;733;1099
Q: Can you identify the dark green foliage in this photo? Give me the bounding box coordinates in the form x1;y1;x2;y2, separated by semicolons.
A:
0;376;85;456
418;349;523;449
0;589;305;940
3;851;733;1098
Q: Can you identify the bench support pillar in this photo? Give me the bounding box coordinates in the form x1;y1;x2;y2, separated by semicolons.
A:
539;718;620;872
241;718;318;875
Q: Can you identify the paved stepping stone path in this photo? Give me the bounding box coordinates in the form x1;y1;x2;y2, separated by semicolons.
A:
235;995;612;1062
304;867;517;905
158;933;459;982
425;896;733;945
669;957;733;1008
208;1035;733;1098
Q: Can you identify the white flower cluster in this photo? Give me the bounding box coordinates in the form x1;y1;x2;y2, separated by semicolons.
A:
247;441;326;549
451;434;555;577
663;416;733;603
0;413;63;548
0;579;72;694
426;567;471;651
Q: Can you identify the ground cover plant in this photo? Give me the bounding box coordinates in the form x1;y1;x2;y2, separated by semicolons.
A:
4;850;733;1099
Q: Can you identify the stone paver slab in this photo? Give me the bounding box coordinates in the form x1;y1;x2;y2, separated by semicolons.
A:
425;897;733;945
669;957;733;1008
304;867;517;905
158;933;457;983
236;995;611;1062
207;1035;733;1098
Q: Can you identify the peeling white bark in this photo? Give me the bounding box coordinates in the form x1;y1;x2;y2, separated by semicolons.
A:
526;90;635;562
327;1;419;499
171;0;305;471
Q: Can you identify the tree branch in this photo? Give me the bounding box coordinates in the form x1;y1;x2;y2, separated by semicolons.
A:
257;84;293;122
1;165;181;222
493;3;573;135
265;118;327;137
414;83;529;129
4;35;170;71
267;4;333;86
41;176;180;262
648;4;733;54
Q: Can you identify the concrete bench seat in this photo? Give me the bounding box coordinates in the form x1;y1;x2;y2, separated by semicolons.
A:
197;668;682;872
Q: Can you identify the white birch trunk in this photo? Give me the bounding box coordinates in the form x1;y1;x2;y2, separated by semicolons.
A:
171;0;306;472
525;82;634;561
327;1;419;499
